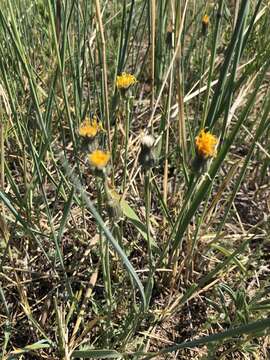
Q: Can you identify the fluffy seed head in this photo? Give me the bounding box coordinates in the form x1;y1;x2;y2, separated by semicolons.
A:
139;135;155;169
141;135;155;149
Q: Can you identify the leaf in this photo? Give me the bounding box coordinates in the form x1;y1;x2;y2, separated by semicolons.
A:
10;340;51;355
62;159;146;309
120;197;158;249
71;349;122;359
210;244;246;273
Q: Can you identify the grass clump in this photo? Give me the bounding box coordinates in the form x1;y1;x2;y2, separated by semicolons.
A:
0;1;270;359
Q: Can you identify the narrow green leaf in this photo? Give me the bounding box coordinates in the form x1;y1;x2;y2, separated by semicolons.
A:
120;197;158;249
62;158;146;309
10;340;51;355
210;244;246;272
71;349;121;359
141;317;270;359
58;187;75;242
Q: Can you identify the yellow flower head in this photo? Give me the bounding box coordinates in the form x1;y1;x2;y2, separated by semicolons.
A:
88;150;110;170
116;72;137;90
202;14;209;26
79;116;102;138
195;129;217;158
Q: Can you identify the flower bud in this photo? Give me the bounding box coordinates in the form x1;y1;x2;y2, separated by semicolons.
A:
202;14;209;36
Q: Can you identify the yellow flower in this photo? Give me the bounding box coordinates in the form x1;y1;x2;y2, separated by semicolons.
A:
202;14;209;26
116;72;137;90
195;129;217;159
88;150;110;169
79;116;102;138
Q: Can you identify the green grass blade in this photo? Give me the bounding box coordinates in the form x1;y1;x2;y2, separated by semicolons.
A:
62;157;146;309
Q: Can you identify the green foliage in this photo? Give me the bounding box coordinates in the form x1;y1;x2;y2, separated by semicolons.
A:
0;1;269;359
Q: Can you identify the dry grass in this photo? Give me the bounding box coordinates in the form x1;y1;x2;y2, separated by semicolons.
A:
0;1;270;359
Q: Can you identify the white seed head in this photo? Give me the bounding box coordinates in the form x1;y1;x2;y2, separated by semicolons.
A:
141;135;155;148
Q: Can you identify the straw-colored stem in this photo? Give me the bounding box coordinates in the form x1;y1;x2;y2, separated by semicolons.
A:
202;0;225;127
175;2;187;164
147;0;189;130
95;0;111;151
150;0;156;112
163;2;175;206
0;115;4;195
0;111;10;251
56;0;61;43
233;0;240;29
163;69;173;206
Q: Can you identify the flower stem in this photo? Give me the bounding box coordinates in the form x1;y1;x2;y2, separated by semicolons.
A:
97;178;112;316
122;96;132;191
144;170;154;308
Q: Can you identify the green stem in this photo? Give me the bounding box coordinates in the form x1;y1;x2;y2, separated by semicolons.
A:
97;178;112;316
122;96;132;191
144;170;154;308
202;0;224;128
